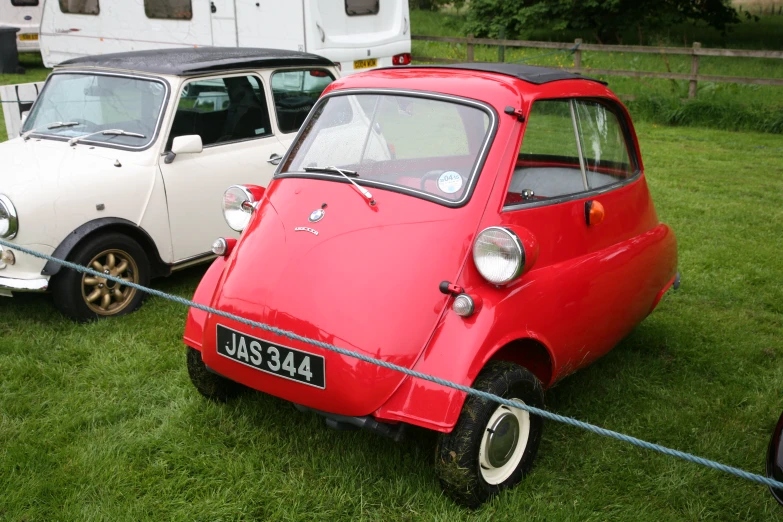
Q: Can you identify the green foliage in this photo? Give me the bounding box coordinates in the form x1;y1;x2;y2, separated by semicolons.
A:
464;0;741;42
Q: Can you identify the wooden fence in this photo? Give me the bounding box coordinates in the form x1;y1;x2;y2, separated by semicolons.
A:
412;35;783;98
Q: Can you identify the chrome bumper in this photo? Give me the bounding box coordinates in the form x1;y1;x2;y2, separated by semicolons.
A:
0;276;49;295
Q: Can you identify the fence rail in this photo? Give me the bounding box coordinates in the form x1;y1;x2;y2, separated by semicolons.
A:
411;35;783;97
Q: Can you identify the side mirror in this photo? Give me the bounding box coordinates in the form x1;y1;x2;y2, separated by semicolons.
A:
769;411;783;506
165;135;203;164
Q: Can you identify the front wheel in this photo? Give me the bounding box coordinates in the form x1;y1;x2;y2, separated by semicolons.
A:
435;361;545;508
186;347;244;402
51;232;150;322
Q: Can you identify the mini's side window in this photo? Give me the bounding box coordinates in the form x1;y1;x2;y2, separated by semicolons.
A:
167;75;272;150
271;69;334;133
505;98;635;207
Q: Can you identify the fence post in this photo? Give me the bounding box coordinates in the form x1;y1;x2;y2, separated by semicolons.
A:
467;34;474;62
574;38;583;72
689;42;701;98
498;28;506;63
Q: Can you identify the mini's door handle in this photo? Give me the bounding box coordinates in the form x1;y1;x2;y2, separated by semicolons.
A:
268;153;282;165
211;1;217;14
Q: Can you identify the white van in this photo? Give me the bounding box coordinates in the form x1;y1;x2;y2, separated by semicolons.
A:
1;0;43;52
39;0;411;74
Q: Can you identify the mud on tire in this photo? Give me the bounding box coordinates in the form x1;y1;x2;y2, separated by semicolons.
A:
435;360;545;508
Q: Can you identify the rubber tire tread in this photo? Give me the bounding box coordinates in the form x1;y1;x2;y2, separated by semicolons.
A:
435;360;545;509
187;347;244;402
50;232;150;322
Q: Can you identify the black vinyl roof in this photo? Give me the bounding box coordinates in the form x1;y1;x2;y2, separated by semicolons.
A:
57;47;334;76
384;63;607;85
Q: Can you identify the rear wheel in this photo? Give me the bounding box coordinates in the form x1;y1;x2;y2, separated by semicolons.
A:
435;361;545;508
51;232;150;322
187;347;244;402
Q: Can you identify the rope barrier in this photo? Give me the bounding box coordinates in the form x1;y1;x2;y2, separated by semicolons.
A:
1;236;781;492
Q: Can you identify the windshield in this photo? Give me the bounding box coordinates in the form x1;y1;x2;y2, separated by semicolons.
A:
279;93;493;205
22;73;166;148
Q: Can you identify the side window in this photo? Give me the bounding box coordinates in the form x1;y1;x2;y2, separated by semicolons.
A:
271;69;334;133
167;75;272;150
573;101;633;189
506;100;585;205
345;0;379;16
58;0;99;15
12;1;40;6
144;0;192;20
505;98;635;207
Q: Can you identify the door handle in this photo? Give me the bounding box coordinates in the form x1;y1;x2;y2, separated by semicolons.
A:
268;153;282;165
211;1;216;14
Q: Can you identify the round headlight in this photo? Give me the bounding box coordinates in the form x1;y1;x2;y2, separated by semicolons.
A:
0;195;19;239
473;227;525;285
223;185;254;232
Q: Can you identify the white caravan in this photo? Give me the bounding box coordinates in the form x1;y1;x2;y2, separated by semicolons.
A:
1;0;43;52
39;0;411;74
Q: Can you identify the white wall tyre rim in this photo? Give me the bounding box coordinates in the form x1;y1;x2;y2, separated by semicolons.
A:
479;399;531;485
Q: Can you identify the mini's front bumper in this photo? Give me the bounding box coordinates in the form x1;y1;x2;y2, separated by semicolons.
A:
0;276;49;296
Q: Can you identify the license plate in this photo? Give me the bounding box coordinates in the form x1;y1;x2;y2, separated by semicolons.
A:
19;33;38;41
353;58;377;70
216;324;325;389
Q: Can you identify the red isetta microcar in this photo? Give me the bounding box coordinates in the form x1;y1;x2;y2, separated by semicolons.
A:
183;63;679;507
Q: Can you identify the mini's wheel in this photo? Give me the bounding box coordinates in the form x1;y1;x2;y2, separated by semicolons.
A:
51;232;150;322
187;347;244;402
435;361;545;508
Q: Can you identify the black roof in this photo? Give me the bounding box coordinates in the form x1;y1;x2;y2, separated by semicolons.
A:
57;47;334;76
384;63;607;85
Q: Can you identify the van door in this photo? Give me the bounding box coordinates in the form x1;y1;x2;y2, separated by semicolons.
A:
236;1;304;51
210;0;237;46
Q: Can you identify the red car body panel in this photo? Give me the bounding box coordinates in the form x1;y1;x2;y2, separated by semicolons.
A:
184;67;678;433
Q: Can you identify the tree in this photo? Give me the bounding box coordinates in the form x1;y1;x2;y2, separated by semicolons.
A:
463;0;741;43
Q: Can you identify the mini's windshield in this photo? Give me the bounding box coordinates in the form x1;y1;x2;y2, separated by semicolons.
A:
22;73;166;148
279;93;493;205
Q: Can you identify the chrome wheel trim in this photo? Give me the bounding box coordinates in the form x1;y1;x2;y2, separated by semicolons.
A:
479;398;531;485
80;248;139;316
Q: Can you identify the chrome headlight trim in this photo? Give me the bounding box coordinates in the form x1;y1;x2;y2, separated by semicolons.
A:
222;185;255;232
0;194;18;240
472;226;526;285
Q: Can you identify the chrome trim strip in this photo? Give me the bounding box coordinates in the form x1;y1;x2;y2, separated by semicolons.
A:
170;252;217;272
21;70;171;152
0;276;48;293
275;87;499;208
0;195;19;239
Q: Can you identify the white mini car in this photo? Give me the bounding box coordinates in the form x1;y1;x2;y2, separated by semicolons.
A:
0;47;337;320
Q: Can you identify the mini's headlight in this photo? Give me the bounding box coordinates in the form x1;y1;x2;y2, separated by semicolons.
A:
222;185;255;232
473;227;525;285
0;194;19;239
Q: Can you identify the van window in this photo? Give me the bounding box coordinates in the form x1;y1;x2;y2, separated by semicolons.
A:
345;0;379;16
168;75;272;150
11;1;40;6
144;0;192;20
505;99;635;207
271;69;334;133
58;0;99;15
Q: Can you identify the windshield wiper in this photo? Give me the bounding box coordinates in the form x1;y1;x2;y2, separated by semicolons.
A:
22;121;80;141
68;129;147;147
304;166;376;206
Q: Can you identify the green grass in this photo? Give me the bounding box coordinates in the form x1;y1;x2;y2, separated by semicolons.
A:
1;123;783;520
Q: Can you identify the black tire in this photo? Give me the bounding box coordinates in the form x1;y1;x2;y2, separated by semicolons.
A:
187;347;244;402
435;361;545;509
50;232;150;322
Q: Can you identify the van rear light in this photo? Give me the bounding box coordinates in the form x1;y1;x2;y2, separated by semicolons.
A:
392;53;411;66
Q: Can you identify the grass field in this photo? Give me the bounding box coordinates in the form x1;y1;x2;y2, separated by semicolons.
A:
1;122;782;520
